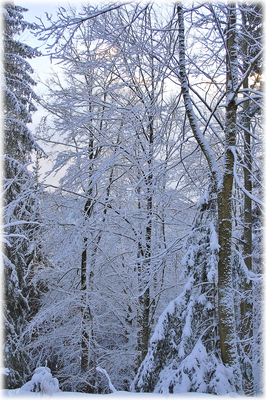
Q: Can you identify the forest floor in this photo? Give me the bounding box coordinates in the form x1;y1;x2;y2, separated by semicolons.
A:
1;389;244;398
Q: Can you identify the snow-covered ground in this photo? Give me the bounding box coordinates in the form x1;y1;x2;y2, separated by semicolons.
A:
1;390;244;398
1;367;245;398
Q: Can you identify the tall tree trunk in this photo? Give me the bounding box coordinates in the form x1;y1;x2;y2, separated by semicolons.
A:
177;3;242;392
241;65;253;395
80;83;108;391
139;123;154;364
81;160;115;391
242;84;252;305
136;201;146;367
239;9;253;392
80;188;95;392
137;185;151;367
177;5;220;186
80;126;95;391
137;38;155;364
217;4;242;392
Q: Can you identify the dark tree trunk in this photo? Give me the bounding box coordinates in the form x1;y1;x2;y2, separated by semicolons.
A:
217;4;242;392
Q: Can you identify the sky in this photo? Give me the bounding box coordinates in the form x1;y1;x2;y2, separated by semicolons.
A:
13;0;77;79
7;0;85;184
17;0;83;98
8;0;109;185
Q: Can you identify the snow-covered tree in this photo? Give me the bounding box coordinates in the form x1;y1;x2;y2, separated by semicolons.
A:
2;3;44;389
134;2;263;395
24;3;197;392
132;188;236;394
236;4;263;393
13;2;262;395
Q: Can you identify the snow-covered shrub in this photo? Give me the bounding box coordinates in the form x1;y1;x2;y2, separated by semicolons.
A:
20;366;60;395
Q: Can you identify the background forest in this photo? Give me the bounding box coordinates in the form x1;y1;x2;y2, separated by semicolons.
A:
2;1;263;396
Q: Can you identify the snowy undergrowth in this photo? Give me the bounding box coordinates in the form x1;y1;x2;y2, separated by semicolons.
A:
19;366;60;395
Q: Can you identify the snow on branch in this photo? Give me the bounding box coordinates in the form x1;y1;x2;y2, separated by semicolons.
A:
230;146;263;208
96;366;117;393
177;5;221;186
36;2;132;56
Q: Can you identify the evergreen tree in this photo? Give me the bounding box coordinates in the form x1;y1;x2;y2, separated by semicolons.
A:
132;187;235;394
2;3;43;389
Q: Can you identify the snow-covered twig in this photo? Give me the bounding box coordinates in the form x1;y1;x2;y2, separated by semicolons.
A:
96;366;117;393
231;146;263;208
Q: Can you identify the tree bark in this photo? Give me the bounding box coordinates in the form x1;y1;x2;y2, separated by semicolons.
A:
217;4;242;392
80;188;94;391
240;59;253;396
136;30;156;365
80;110;95;389
138;114;154;365
240;4;253;349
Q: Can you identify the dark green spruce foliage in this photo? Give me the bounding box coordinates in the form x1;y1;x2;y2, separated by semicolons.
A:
3;3;44;389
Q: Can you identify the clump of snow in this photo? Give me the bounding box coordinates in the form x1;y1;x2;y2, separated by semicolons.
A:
209;222;219;251
1;367;10;375
197;190;209;207
20;366;60;395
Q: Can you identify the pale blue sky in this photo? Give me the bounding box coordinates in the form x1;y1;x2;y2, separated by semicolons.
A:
17;1;103;85
7;1;115;184
13;1;82;182
18;1;82;75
